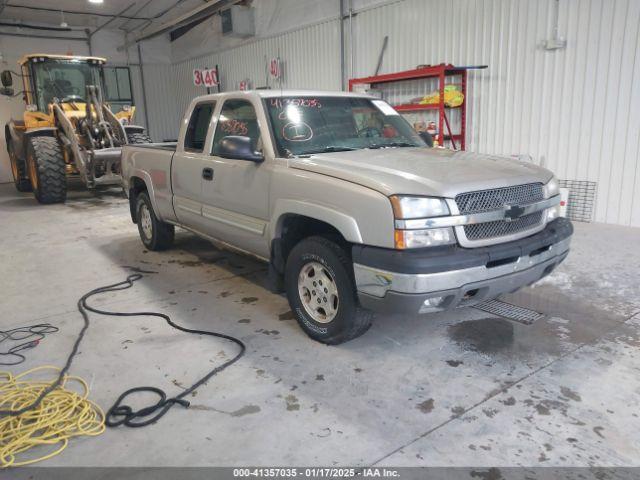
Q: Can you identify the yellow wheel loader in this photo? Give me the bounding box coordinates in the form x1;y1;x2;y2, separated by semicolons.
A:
1;54;151;203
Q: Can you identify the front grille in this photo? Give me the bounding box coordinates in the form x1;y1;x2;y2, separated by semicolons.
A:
464;211;544;240
456;183;545;242
455;183;544;214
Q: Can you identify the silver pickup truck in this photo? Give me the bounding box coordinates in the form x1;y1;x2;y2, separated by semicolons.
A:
122;90;572;344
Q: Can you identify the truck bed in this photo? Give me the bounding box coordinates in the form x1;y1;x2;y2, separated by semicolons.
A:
128;142;177;152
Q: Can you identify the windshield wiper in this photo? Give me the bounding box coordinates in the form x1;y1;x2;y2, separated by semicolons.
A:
367;141;415;149
300;146;359;155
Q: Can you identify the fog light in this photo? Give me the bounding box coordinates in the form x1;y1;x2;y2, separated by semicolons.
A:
420;296;444;313
546;204;560;221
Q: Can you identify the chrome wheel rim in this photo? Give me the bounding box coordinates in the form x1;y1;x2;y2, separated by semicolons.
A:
298;261;339;323
139;203;153;241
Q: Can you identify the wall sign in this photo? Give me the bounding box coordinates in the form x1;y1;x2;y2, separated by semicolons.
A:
269;57;282;79
238;79;251;91
193;67;219;87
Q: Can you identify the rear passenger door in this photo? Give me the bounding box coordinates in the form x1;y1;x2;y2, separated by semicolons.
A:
172;101;215;230
200;98;271;257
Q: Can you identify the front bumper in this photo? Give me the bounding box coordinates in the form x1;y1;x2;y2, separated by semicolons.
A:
353;218;573;314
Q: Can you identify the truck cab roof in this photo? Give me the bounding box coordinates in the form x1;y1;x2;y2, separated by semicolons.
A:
190;89;374;103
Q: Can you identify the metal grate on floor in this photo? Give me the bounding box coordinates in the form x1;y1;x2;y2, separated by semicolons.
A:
559;179;597;223
473;299;545;325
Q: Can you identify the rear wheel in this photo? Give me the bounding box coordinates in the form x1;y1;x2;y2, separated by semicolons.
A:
136;192;174;251
127;132;152;144
285;236;373;344
26;136;66;204
8;139;32;192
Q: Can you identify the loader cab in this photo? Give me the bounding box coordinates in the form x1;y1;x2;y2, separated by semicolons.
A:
28;56;104;112
16;55;106;113
1;54;136;127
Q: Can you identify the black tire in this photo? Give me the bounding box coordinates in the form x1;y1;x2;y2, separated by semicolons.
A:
127;132;152;144
26;136;66;204
135;192;174;251
7;139;32;192
285;236;372;344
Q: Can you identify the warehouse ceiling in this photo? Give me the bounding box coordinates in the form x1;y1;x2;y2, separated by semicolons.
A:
0;0;208;32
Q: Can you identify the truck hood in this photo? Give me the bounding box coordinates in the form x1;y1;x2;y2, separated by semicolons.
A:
289;148;553;198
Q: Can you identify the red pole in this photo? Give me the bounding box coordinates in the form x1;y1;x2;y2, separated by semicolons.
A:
438;68;445;147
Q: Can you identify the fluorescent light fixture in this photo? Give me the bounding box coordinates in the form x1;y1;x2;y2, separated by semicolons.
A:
88;0;104;4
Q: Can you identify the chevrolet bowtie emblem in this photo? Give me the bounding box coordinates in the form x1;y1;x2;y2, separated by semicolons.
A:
504;204;526;221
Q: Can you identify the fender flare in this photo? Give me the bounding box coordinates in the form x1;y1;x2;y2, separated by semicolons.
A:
24;127;58;139
127;170;162;223
4;123;18;155
5;121;27;160
269;199;363;244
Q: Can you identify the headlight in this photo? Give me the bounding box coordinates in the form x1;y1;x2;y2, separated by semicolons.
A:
544;176;559;198
390;195;450;219
394;227;454;249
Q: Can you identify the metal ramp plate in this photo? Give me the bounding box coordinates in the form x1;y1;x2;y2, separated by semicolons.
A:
474;299;545;325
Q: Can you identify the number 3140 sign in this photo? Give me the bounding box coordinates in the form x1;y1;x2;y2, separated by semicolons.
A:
193;68;219;87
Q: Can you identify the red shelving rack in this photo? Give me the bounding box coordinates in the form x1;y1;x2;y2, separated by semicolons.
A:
349;64;467;150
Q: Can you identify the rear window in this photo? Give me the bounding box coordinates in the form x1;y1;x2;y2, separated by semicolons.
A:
184;102;215;152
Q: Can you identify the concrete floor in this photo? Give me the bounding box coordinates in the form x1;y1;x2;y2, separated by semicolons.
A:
1;182;640;468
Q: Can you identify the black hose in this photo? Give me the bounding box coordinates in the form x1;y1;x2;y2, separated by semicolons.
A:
0;274;246;428
81;274;246;427
0;323;59;366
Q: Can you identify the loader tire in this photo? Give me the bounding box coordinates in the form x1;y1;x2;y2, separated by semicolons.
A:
127;132;152;144
8;139;32;192
26;136;67;204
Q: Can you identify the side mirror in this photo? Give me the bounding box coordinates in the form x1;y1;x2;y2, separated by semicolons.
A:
0;87;14;97
217;136;264;162
1;70;12;88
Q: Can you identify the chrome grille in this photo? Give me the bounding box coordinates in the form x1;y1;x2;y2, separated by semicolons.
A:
456;183;545;242
464;211;544;240
455;183;544;214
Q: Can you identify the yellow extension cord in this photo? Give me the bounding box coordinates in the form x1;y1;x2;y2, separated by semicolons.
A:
0;366;105;468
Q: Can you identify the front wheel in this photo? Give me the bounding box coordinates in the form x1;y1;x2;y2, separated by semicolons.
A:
26;136;66;204
127;131;152;144
135;192;174;251
285;236;372;344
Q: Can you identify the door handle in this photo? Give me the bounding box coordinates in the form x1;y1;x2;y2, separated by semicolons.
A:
202;167;214;181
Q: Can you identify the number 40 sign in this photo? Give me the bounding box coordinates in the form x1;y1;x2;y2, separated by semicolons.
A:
193;67;219;87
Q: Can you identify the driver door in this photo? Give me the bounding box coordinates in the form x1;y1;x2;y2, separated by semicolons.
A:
200;98;271;258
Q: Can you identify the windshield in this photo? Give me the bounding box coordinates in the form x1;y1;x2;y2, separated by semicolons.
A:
31;60;102;110
265;96;426;156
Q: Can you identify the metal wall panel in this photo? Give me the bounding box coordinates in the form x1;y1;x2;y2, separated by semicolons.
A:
351;0;640;226
144;0;640;226
144;19;341;143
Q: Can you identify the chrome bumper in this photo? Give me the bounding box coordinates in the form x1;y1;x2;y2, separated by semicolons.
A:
354;236;571;314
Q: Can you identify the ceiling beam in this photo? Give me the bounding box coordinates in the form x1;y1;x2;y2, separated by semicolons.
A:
89;2;136;37
119;0;155;32
2;3;149;21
